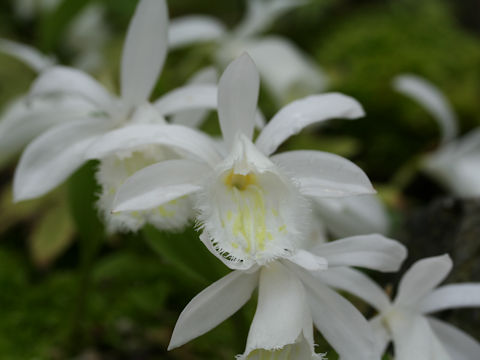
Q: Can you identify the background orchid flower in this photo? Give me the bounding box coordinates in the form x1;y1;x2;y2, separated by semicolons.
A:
323;254;480;360
108;53;374;269
167;233;407;360
393;74;480;197
168;0;327;104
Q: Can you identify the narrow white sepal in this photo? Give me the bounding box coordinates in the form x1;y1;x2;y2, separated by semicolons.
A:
121;0;169;107
168;270;259;350
256;93;365;156
218;53;260;148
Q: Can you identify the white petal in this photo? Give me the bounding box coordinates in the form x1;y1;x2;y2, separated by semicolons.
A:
423;129;480;197
154;84;218;115
272;150;375;198
29;65;113;109
428;317;480;360
420;283;480;314
235;0;305;38
314;267;391;311
168;15;226;49
218;53;259;148
168;269;259;350
85;124;222;167
244;262;309;353
390;313;450;360
297;269;375;360
0;95;94;166
311;234;407;272
255;93;364;156
370;316;391;358
393;74;458;143
170;67;218;128
120;0;168;106
288;250;328;271
395;254;452;308
314;195;390;238
113;159;208;213
13;118;110;201
0;38;55;72
239;36;327;104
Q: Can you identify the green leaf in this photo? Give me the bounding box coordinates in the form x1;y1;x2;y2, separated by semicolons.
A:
29;199;75;268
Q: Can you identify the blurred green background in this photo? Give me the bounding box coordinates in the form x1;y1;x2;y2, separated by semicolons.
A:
0;0;479;358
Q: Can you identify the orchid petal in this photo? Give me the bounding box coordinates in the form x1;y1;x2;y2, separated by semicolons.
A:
0;38;54;72
314;267;391;311
245;262;309;353
121;0;168;106
390;313;450;360
218;53;259;148
420;283;480;314
13;118;110;201
314;195;390;237
311;234;407;272
256;93;364;156
272;150;375;197
170;67;218;128
428;317;480;360
395;254;452;308
393;74;458;143
29;66;113;108
240;36;327;104
154;84;217;115
113;159;208;213
370;316;391;358
235;0;305;38
85;124;222;167
298;269;375;360
288;250;328;271
168;270;259;350
168;15;226;49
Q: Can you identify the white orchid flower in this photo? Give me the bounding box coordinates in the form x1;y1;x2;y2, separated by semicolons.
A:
393;74;480;197
12;0;225;234
323;254;480;359
167;233;407;359
168;0;327;104
107;53;374;268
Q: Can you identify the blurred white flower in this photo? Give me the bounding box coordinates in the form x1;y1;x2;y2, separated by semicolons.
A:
325;254;480;360
168;0;327;104
109;54;373;268
12;0;223;233
393;74;480;197
167;234;407;360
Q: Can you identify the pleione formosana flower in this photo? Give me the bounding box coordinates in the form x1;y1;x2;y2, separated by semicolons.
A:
325;254;480;359
12;0;223;233
167;234;407;359
110;53;375;270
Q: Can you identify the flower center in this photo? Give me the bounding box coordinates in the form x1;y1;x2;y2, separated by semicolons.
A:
224;171;257;191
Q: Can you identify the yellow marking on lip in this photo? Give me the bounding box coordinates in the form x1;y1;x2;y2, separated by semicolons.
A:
224;170;257;191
